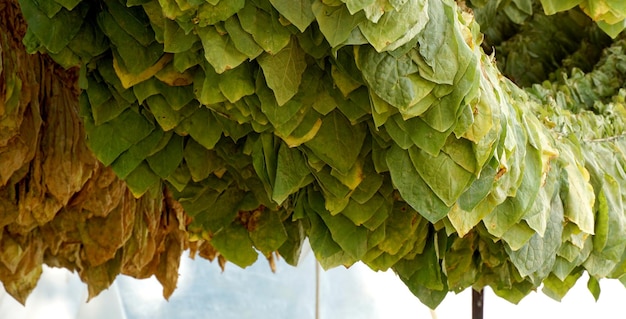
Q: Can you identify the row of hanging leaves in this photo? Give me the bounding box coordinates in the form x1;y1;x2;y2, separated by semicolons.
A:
2;0;626;308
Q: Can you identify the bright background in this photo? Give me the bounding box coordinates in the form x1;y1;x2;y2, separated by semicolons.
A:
2;242;626;319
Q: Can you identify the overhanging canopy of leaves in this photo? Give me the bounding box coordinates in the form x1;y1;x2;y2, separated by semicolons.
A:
3;0;626;309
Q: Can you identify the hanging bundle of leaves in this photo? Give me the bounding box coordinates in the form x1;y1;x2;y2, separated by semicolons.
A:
0;0;189;304
3;0;626;309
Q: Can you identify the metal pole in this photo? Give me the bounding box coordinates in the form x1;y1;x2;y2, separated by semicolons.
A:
315;260;320;319
472;289;484;319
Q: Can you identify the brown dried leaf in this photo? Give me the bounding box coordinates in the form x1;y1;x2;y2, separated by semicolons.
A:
41;77;96;206
0;234;44;305
81;251;122;300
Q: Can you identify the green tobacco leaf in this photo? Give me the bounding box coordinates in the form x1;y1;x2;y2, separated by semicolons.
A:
133;77;194;109
404;282;448;310
279;112;323;147
383;114;414;149
219;63;256;103
18;0;87;54
587;276;601;301
212;114;252;140
163;19;198;53
176;182;220;217
312;1;365;48
491;280;535;304
484;141;543;237
124;161;161;197
335;86;371;123
238;3;292;54
211;223;259;267
386;145;450;223
304;111;366;174
251;133;279;196
369;239;417;271
330;159;363;191
507;190;563;278
597;20;626;39
441;136;478;174
270;0;315;32
448;198;495;240
223;16;264;60
194;64;227;105
196;25;248;74
272;143;313;204
538;0;581;15
82;101;155;166
559;142;595;234
105;0;154;46
178;107;223;150
258;39;307;106
501;221;534;252
312;171;352;214
362;200;391;231
403;116;451;156
444;235;478;292
341;194;385;226
542;271;583;301
358;0;428;52
196;0;245;27
249;210;288;254
409;146;474;207
399;236;448;308
377;202;419;255
419;64;476;133
597;173;626;260
296;23;330;59
416;0;458;85
343;0;375;14
54;0;81;10
305;193;355;269
583;250;619;278
166;165;192;192
68;18;110;60
145;95;196;131
350;162;384;204
111;129;165;179
98;11;164;74
356;46;422;110
257;79;306;137
311;165;351;199
331;64;361;97
87;80;127;126
310;192;369;260
198;185;247;232
173;44;203;73
146;133;184;178
278;219;306;266
585;144;626;261
184;139;225;182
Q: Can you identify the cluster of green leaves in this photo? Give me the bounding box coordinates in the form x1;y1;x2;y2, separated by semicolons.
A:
540;0;626;37
521;40;626;301
16;0;626;308
469;0;626;37
468;0;613;87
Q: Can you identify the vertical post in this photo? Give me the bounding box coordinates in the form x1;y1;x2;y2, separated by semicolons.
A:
472;289;484;319
315;261;320;319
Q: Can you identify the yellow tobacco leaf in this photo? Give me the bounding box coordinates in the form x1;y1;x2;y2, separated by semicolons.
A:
113;53;172;89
